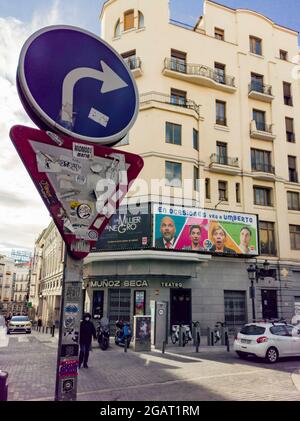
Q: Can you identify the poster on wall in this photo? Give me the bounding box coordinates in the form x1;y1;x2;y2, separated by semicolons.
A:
152;204;259;256
92;203;151;251
134;291;145;316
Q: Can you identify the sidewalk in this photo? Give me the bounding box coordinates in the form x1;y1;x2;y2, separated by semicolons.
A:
31;327;233;354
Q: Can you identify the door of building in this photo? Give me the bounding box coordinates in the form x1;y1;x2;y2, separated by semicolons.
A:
108;289;131;334
224;290;247;332
170;289;191;331
261;289;278;320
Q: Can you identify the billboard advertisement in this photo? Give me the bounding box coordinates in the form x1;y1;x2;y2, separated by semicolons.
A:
153;204;259;256
91;203;151;251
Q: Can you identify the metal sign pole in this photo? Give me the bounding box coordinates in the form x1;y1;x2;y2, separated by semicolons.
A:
55;247;83;401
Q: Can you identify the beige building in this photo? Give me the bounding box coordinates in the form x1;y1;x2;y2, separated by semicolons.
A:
13;263;31;315
31;222;64;326
36;0;300;333
0;255;16;314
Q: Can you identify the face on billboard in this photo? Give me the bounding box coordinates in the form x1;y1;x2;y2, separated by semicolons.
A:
160;216;176;241
212;226;226;251
189;226;201;247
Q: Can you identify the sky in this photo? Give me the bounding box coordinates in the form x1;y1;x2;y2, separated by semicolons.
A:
0;0;299;256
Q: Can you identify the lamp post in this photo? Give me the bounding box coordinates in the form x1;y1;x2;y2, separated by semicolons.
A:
247;260;270;322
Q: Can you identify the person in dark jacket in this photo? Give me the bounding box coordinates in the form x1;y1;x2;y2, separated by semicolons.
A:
79;312;96;369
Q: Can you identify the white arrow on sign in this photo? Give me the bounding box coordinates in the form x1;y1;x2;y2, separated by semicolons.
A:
61;60;128;125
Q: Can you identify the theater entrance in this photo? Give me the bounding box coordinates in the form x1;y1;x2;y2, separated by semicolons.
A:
170;289;192;331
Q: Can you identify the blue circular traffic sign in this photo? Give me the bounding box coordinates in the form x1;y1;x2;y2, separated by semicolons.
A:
17;25;139;145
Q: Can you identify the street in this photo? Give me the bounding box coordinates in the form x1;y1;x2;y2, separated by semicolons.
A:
1;328;300;401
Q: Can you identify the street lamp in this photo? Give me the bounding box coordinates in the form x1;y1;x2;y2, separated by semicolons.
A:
247;260;270;322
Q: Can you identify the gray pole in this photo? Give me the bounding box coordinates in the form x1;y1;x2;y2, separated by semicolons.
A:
54;248;83;401
251;280;256;322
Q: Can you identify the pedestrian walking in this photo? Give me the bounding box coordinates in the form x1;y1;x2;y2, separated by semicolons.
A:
79;313;96;369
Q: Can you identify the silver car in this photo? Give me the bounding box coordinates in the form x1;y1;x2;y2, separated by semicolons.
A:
7;316;32;334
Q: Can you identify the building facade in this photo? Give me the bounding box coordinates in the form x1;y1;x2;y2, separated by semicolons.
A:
81;0;300;333
0;255;16;314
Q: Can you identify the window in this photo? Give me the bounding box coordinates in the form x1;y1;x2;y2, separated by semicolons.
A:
288;156;298;182
170;88;186;107
253;109;266;131
216;142;227;164
251;73;264;93
205;178;211;199
124;10;134;31
138;11;144;29
193;166;199;191
257;186;274;207
290;225;300;250
280;50;288;61
121;50;137;69
193;129;199;151
170;49;186;73
215;27;224;40
287;191;300;211
214;62;225;84
165;161;182;187
224;291;247;331
286;117;295;142
114;19;121;37
250;36;262;55
283;82;293;106
218;181;228;201
216;100;226;126
236;183;241;203
259;221;276;255
166;122;181;145
254;186;272;206
251;149;273;173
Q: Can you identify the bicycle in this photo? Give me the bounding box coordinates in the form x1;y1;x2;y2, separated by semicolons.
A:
214;321;226;344
171;324;193;346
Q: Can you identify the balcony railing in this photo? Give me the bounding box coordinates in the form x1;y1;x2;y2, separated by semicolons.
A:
123;56;142;71
249;81;272;96
251;163;275;174
210;154;239;167
286;131;295;142
253;121;273;133
140;91;201;117
289;171;299;183
164;58;236;88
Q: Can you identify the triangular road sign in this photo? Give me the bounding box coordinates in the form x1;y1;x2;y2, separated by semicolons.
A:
10;125;144;259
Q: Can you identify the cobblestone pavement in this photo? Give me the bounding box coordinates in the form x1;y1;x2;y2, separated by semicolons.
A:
1;330;300;401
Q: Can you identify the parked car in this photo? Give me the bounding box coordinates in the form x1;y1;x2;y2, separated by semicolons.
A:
233;321;300;363
7;316;32;334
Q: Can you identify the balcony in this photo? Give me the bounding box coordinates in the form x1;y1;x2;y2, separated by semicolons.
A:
123;56;142;78
248;82;274;103
289;171;299;183
209;154;240;175
250;120;276;141
140;91;201;118
251;163;276;181
163;58;236;93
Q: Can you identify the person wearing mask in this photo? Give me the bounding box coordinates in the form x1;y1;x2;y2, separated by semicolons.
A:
79;312;96;369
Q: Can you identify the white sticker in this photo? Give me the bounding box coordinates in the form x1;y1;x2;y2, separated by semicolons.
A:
59;156;82;175
88;107;109;127
73;143;94;160
36;151;61;173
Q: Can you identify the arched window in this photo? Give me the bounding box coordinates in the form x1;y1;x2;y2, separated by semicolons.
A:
114;19;121;37
124;9;134;31
138;11;144;29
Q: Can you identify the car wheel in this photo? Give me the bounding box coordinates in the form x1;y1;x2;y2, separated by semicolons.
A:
265;347;278;363
236;351;248;359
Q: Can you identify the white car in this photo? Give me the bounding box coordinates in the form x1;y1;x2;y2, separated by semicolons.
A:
233;322;300;363
7;316;32;334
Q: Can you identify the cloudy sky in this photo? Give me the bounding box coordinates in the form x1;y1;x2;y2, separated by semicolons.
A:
0;0;299;256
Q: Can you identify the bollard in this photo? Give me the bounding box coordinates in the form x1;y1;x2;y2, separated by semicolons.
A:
195;332;200;353
0;370;8;401
46;327;48;334
42;326;45;333
207;327;211;346
211;331;214;346
52;325;55;337
162;341;166;354
179;326;183;347
225;331;230;352
124;337;128;353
